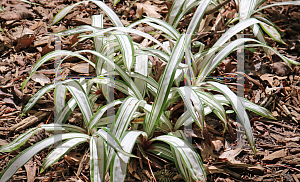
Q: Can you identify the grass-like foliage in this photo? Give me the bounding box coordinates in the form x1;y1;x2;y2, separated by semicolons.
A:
1;0;299;181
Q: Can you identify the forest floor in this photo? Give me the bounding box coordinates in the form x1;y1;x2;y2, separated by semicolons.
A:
0;0;300;181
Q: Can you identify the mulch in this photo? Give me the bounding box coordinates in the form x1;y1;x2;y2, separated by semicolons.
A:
0;0;300;181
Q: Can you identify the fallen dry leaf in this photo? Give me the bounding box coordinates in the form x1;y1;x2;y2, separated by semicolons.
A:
70;63;89;74
31;72;50;86
0;66;9;73
34;36;53;47
219;146;243;163
270;62;291;76
262;149;287;163
15;35;35;52
135;1;162;19
24;160;36;182
212;140;224;152
12;27;34;39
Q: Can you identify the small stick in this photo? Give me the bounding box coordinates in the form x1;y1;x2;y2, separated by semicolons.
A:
8;75;29;83
45;112;52;124
260;119;299;131
147;156;157;182
204;0;231;16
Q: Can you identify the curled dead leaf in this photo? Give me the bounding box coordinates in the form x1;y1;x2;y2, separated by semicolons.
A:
135;1;162;19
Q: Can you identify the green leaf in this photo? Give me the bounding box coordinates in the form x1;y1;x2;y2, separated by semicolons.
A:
241;97;276;120
116;35;135;73
111;131;147;182
255;1;300;13
168;0;185;26
0;128;41;152
175;86;204;130
90;136;107;182
113;0;120;5
206;81;256;153
89;100;123;130
51;1;83;25
40;123;86;133
0;133;90;182
41;138;87;173
93;128;137;158
152;135;206;181
144;34;185;137
134;55;148;97
147;143;174;162
22;50;93;91
63;80;93;126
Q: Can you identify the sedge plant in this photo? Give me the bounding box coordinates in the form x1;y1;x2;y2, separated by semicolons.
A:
1;0;299;181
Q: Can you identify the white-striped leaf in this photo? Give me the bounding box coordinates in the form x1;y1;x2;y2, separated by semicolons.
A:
41;138;87;173
40;123;86;133
168;0;185;26
111;97;146;140
259;22;285;44
63;80;93;126
21;50;93;91
116;35;135;73
147;143;174;162
175;87;204;130
144;35;185;137
89;100;123;130
0;128;41;152
152;135;206;181
111;131;147;182
54;98;77;124
93;128;137;158
51;0;123;27
206;81;256;152
129;17;179;40
255;1;300;13
242;97;276;120
22;83;56;116
54;84;66;114
134;55;148;97
0;133;90;182
90;136;107;182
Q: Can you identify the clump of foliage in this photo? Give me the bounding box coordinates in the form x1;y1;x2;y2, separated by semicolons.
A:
1;0;299;182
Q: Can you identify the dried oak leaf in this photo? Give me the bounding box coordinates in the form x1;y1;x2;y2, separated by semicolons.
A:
135;1;162;19
15;35;35;52
31;72;50;86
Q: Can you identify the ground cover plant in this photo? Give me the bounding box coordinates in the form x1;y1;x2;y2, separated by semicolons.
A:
0;0;300;181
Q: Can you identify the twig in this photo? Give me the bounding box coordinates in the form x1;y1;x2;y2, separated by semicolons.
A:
45;112;52;124
77;149;89;176
147;156;157;182
259;119;299;131
204;0;231;16
266;164;300;173
8;75;29;83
